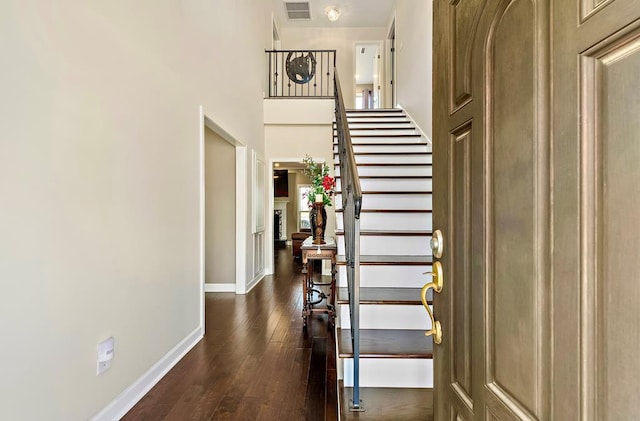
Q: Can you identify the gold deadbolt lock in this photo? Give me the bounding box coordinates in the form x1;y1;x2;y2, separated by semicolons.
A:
430;229;444;259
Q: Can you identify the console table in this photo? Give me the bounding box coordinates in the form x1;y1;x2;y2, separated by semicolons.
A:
301;237;337;327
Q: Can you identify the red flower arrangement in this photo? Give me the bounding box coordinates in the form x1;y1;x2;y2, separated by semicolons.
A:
302;155;336;207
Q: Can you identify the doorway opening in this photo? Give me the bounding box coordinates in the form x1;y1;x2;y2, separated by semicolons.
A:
199;108;247;332
270;161;312;251
354;42;383;109
387;20;396;108
203;126;236;294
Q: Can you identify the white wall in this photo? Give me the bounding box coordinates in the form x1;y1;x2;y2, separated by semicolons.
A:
205;128;236;286
393;0;433;139
279;27;387;109
0;1;271;419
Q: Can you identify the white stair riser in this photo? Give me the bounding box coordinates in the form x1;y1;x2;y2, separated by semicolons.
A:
346;116;406;121
340;122;415;129
338;305;432;330
336;166;432;177
336;154;432;164
337;265;432;288
337;212;432;231
337;178;431;192
337;129;419;137
334;144;428;153
337;136;428;145
342;359;433;388
337;235;431;255
346;112;406;118
337;193;432;210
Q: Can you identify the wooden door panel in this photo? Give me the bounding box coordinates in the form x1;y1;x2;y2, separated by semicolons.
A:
451;122;474;408
484;0;550;418
580;23;640;419
485;408;499;421
452;405;471;421
489;4;536;412
434;0;482;419
553;2;640;420
449;0;484;112
579;0;639;26
436;0;640;420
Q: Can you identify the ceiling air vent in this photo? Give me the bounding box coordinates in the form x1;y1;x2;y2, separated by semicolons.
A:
284;2;311;20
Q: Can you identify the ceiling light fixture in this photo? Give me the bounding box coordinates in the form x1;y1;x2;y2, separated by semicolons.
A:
326;7;340;22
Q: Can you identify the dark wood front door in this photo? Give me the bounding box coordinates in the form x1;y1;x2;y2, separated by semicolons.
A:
433;0;640;419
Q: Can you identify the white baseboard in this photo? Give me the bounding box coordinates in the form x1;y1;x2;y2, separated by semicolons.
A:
204;283;235;293
91;326;203;421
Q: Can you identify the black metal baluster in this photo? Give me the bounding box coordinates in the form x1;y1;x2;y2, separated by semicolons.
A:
273;51;278;97
268;51;272;97
327;51;330;96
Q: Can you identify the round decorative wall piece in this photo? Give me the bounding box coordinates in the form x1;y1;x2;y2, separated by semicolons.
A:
285;52;317;84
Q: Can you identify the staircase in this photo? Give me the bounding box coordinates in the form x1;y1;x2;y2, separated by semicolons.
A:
334;108;434;418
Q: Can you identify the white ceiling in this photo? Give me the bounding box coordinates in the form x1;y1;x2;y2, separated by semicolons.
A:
272;0;396;29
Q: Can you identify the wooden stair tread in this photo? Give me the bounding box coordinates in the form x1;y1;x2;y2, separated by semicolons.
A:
346;108;404;113
333;142;428;147
340;120;413;124
342;133;423;138
339;381;433;421
335;162;431;167
335;126;416;130
337;287;432;305
335;190;432;195
346;115;407;120
336;209;432;213
334;151;430;156
335;229;432;236
337;255;433;265
337;329;433;358
335;175;432;179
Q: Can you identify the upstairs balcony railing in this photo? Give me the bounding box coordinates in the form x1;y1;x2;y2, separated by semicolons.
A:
265;50;336;98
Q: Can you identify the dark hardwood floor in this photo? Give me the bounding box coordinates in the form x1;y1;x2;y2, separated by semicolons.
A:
123;246;338;421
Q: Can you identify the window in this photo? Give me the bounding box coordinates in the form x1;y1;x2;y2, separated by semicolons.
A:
298;185;312;230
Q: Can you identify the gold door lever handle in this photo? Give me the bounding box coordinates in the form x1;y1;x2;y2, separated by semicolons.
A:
421;261;443;344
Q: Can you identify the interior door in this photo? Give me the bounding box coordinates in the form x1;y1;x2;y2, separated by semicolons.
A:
372;45;381;109
432;0;640;420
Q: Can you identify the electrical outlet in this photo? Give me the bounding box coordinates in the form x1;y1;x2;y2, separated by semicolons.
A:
97;337;114;376
97;359;111;375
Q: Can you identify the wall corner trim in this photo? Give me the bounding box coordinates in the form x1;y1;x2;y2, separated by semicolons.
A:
397;104;432;144
90;327;203;421
246;272;266;294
